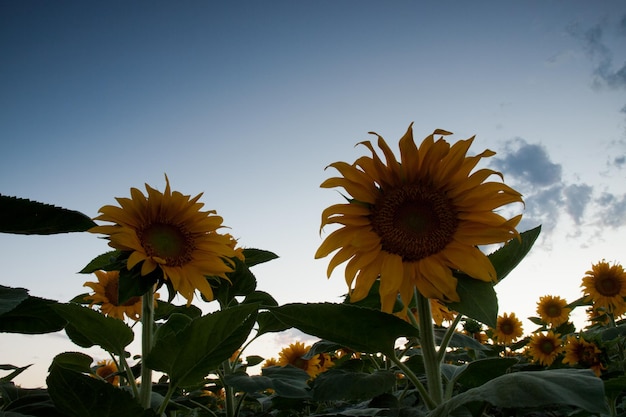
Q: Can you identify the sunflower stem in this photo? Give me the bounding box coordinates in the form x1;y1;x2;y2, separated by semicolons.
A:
139;289;155;410
415;288;444;405
389;353;436;410
437;314;463;363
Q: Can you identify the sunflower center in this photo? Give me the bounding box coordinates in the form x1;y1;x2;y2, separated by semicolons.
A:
596;275;622;297
371;184;458;261
139;223;194;266
540;340;555;354
545;303;561;318
500;321;514;335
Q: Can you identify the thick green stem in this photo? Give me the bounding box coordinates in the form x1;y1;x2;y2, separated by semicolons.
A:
139;289;155;409
415;289;443;405
437;314;463;363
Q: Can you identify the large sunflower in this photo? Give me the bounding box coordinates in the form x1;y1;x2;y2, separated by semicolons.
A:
536;295;571;327
315;124;523;312
90;176;239;305
84;270;143;321
581;260;626;317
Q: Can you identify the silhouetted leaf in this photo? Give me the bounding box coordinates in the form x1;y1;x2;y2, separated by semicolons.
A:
0;195;96;234
0;296;66;334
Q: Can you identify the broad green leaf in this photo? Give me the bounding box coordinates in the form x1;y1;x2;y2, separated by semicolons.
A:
224;366;311;398
79;250;125;274
154;299;202;321
47;353;154;417
48;352;93;374
0;285;29;315
0;195;96;234
489;225;541;282
434;329;488;351
447;276;498;328
241;248;279;267
312;370;396;401
146;303;258;389
0;382;62;417
243;290;278;307
268;303;419;357
53;303;134;355
430;369;608;417
256;310;292;336
454;357;518;389
0;296;66;334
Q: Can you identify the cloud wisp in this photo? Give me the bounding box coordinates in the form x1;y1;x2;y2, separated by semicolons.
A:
491;138;626;243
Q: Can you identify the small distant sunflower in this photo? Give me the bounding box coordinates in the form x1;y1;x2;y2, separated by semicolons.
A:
493;312;524;345
562;335;605;376
84;270;143;321
527;331;563;366
90;176;240;305
94;359;119;386
262;357;279;368
315;124;523;313
278;342;321;378
536;295;571;327
412;299;456;326
581;260;626;317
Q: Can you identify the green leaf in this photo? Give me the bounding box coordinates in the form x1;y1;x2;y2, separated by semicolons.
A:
0;285;29;315
256;310;292;336
312;370;396;401
454;357;518;389
489;225;541;282
79;250;125;274
153;299;202;321
430;369;608;417
447;276;499;328
0;363;32;383
146;303;258;389
0;296;67;334
243;290;278;307
241;248;279;267
224;366;311;398
0;195;96;234
47;353;154;417
53;303;134;355
268;303;419;357
117;267;159;304
210;257;257;308
48;352;94;374
0;382;63;417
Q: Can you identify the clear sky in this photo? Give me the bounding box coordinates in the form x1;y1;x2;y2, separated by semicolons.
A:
2;1;626;387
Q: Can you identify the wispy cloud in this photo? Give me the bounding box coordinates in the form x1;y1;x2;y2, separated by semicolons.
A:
568;15;626;91
491;139;626;242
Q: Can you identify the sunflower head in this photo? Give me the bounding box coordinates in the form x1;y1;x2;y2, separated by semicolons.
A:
84;270;144;321
89;176;241;305
278;342;322;378
492;312;524;345
527;331;563;366
315;124;523;313
93;360;119;386
536;295;571;327
562;335;605;376
581;260;626;317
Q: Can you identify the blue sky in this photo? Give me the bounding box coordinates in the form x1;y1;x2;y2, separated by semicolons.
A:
2;1;626;387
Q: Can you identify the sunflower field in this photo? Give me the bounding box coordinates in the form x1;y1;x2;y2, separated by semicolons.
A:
1;126;624;416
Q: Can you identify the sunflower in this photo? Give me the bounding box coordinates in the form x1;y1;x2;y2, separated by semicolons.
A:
492;312;524;345
412;299;456;326
84;270;143;320
278;342;321;378
90;176;240;305
527;331;563;366
581;260;626;317
562;335;605;376
536;295;571;327
315;124;523;312
94;359;120;386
